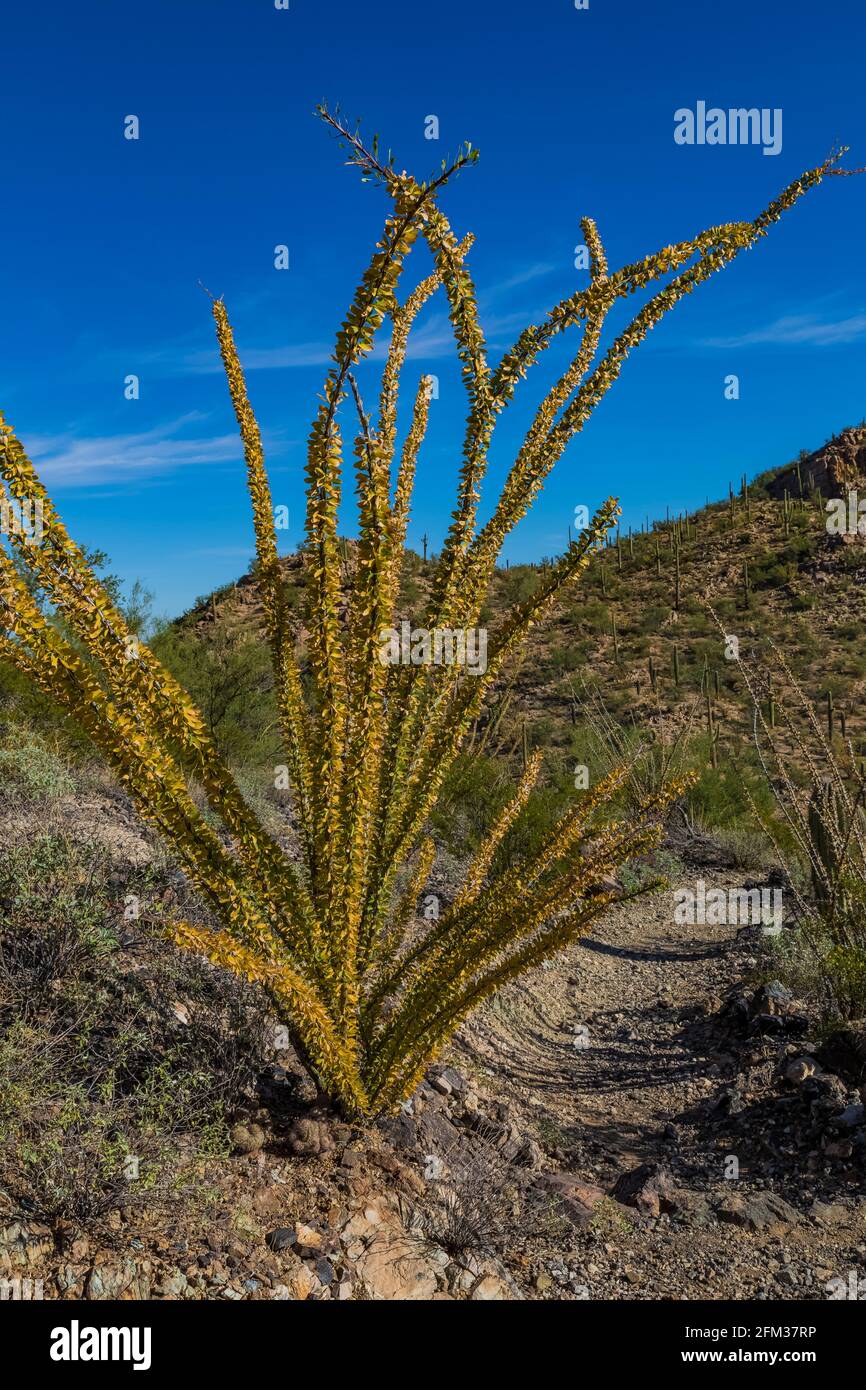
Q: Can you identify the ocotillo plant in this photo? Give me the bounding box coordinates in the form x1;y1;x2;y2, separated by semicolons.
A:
0;113;854;1116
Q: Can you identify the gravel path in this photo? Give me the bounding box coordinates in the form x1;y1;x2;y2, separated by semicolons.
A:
451;871;866;1300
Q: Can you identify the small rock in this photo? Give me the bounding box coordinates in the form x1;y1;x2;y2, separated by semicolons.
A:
369;1149;400;1176
810;1200;847;1227
294;1222;324;1256
750;981;793;1017
428;1074;453;1097
288;1263;321;1301
514;1137;543;1169
341;1199;388;1242
266;1227;295;1253
803;1072;850;1113
252;1186;283;1218
155;1270;188;1298
355;1239;438;1300
423;1154;445;1181
438;1067;467;1094
612;1162;676;1218
784;1056;820;1085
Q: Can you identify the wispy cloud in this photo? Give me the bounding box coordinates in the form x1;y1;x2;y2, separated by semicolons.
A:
703;312;866;349
178;342;334;374
135;260;557;379
24;414;244;487
481;261;556;304
173;308;533;375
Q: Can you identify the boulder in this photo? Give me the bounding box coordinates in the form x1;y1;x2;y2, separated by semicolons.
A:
716;1191;799;1235
355;1238;438;1300
749;981;794;1017
535;1173;606;1229
612;1162;676;1218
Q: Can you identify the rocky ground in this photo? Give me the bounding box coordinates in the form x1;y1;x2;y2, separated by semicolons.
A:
449;870;866;1299
2;798;865;1301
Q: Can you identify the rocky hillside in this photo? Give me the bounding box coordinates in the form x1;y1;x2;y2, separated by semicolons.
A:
764;424;866;500
176;425;866;778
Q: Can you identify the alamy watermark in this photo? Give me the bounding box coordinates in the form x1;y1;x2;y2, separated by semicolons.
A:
826;492;866;536
1;495;44;545
1;1276;44;1300
674;102;782;157
826;1269;866;1300
674;879;783;933
378;621;487;675
50;1320;151;1370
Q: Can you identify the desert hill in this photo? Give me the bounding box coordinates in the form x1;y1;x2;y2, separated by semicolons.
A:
175;424;866;787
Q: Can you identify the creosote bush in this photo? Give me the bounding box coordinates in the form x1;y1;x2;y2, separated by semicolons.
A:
0;111;853;1116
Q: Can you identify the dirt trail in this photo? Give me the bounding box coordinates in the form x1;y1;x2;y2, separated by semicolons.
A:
452;870;866;1299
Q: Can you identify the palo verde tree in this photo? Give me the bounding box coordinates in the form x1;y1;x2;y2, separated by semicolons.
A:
0;113;856;1115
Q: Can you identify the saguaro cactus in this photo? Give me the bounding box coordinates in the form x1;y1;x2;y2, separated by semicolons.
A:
806;778;866;915
0;113;851;1116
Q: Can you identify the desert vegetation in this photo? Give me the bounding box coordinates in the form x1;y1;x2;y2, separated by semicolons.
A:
0;116;857;1123
3;110;866;1310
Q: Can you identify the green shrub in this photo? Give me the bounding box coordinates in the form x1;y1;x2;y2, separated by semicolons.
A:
152;624;279;766
0;727;73;801
0;831;268;1228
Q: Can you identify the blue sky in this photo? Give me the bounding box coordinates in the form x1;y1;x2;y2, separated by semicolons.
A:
2;0;865;618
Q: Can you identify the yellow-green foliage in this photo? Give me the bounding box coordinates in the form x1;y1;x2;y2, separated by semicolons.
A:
0;114;851;1114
